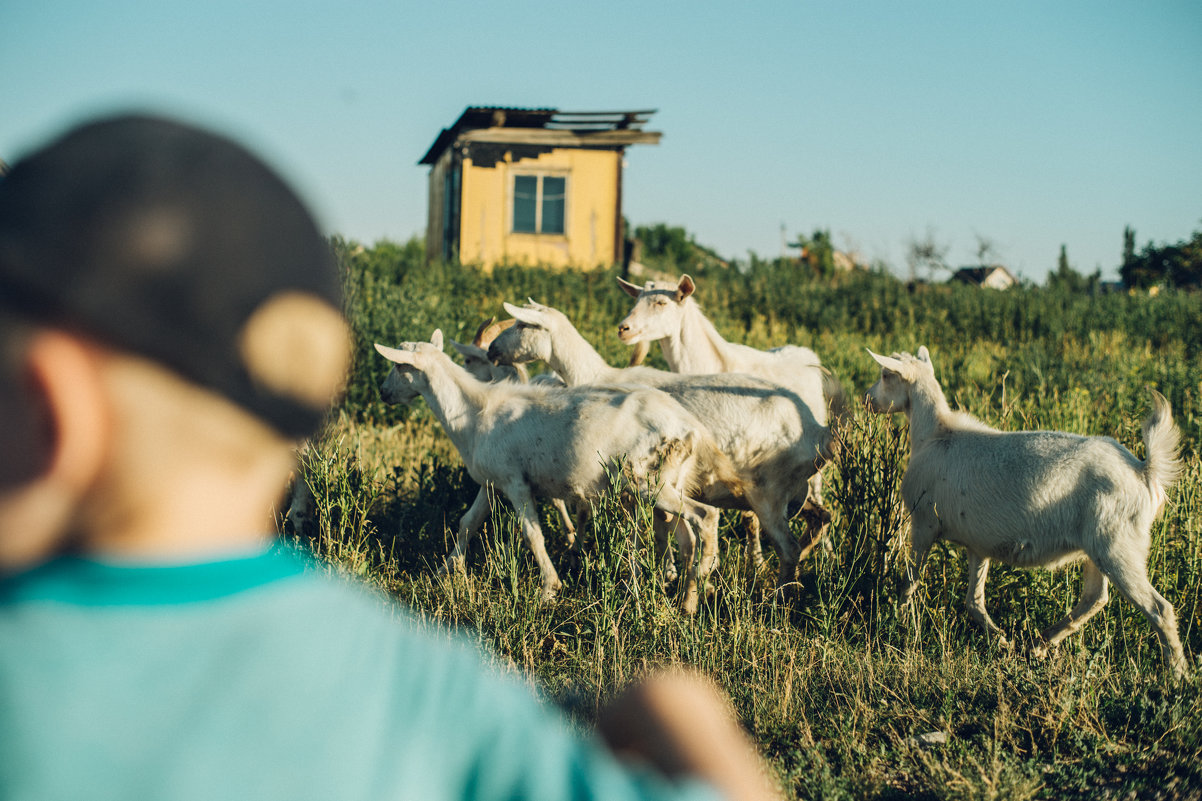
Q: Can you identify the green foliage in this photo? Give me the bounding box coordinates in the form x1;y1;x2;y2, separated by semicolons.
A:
792;228;837;277
632;222;727;275
1120;226;1202;289
338;239;659;423
633;222;692;265
1046;244;1099;293
906;228;951;281
302;239;1202;799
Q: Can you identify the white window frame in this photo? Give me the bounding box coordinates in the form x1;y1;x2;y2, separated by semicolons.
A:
510;172;568;236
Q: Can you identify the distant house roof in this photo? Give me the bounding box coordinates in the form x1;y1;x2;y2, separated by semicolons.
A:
420;106;661;165
952;265;1017;289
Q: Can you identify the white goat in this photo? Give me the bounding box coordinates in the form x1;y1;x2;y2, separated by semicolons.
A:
488;300;835;588
375;331;740;613
866;346;1187;677
450;317;580;549
616;273;848;427
616;273;847;513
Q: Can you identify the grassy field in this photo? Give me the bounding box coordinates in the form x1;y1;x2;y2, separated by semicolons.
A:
288;241;1202;800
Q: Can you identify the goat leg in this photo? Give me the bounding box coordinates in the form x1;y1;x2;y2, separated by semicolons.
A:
1034;559;1108;658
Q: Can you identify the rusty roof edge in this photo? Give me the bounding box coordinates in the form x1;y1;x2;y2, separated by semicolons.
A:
419;107;659;164
552;109;657;117
418;127;457;165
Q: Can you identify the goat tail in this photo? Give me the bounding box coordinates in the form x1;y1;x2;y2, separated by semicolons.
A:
820;369;849;422
1142;388;1183;496
821;370;851;460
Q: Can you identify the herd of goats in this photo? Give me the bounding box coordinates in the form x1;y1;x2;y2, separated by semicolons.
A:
364;273;1188;677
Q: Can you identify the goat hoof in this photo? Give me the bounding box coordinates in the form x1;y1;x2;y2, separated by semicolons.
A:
563;551;582;574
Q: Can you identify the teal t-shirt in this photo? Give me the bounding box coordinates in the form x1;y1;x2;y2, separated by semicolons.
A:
0;545;723;801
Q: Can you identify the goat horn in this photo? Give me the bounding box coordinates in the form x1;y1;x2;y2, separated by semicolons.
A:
628;340;651;367
471;317;496;348
476;317;516;348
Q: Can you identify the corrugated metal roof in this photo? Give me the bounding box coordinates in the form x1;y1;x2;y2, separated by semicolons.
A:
419;106;657;164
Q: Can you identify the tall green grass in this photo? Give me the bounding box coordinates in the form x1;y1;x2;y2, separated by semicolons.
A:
291;241;1202;800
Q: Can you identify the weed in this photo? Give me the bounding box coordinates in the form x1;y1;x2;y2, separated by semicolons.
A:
287;242;1202;799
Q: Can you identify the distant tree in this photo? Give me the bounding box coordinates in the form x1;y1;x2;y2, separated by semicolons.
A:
1122;225;1136;274
1047;243;1097;293
973;233;1001;266
793;228;836;277
906;228;949;281
632;223;727;274
634;223;693;266
1120;227;1202;289
1179;230;1202;287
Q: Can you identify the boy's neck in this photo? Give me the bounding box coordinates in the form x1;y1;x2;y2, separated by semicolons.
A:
78;451;293;562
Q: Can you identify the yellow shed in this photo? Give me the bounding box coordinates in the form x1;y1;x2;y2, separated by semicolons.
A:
419;107;661;270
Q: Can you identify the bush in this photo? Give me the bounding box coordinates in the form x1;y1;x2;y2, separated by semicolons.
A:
302;240;1202;800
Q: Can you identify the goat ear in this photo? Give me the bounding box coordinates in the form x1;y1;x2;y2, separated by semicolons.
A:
616;276;643;298
375;343;415;366
449;339;475;358
504;302;545;328
867;348;906;374
430;330;444;350
676;274;696;301
917;345;931;365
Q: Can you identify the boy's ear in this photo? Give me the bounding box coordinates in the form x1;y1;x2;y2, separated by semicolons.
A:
24;330;111;494
0;330;112;568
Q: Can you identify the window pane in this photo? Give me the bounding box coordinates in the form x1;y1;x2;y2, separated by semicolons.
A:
513;175;537;233
541;176;565;235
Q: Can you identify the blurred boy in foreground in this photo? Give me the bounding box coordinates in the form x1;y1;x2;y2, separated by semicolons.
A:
0;113;780;801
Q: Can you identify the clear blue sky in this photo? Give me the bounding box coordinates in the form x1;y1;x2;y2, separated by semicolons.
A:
4;0;1200;282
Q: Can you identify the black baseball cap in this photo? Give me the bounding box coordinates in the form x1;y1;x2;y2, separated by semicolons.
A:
0;113;347;438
